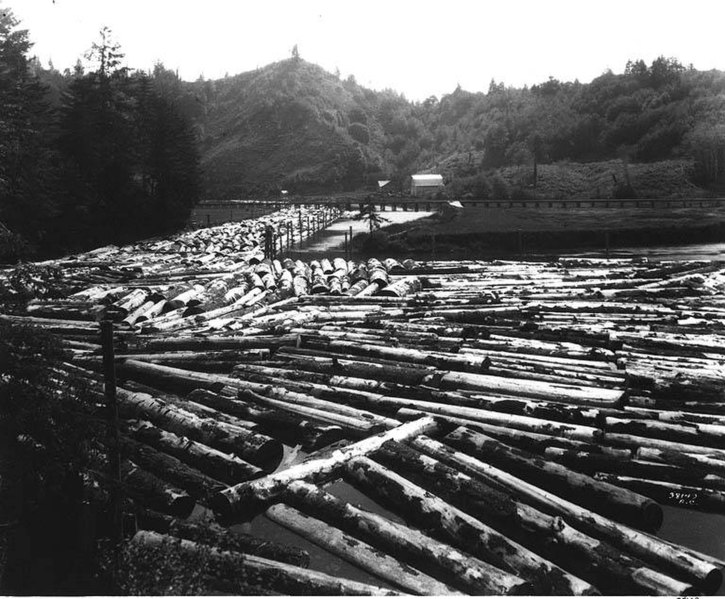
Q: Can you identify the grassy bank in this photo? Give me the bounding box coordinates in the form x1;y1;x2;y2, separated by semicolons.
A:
355;204;725;258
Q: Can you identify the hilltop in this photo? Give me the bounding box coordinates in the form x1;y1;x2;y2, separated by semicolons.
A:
188;58;393;199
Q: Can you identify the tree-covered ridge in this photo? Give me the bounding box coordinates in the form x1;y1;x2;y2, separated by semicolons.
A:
191;55;725;198
4;3;725;257
0;11;201;261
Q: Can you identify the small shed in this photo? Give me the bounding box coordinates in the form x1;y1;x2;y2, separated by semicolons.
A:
410;174;444;197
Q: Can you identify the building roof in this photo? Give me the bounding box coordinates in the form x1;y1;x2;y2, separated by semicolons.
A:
411;174;444;185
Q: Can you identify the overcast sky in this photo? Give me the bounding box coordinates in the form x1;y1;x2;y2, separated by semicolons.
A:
6;0;725;100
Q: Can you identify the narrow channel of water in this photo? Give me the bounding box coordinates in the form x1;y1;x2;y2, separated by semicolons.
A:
659;506;725;595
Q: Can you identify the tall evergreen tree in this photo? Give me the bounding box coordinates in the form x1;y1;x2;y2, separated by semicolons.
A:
0;7;59;258
55;32;200;249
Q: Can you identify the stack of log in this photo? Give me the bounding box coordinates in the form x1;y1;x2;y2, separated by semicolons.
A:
3;209;725;594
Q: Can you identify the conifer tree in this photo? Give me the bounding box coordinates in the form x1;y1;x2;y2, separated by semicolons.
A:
0;7;58;258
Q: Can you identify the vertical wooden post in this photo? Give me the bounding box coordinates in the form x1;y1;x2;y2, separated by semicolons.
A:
298;212;303;242
349;226;353;260
206;214;211;227
605;230;610;260
101;320;122;545
344;231;348;260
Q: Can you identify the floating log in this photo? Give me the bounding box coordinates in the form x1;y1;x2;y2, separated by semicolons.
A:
136;508;310;567
636;447;725;478
114;384;283;469
187;388;345;451
595;474;725;513
266;504;464;595
603;417;725;450
602;430;725;460
237;389;386;437
130;530;399;596
112;288;149;317
392;399;602;442
298;338;490;373
119;379;258;428
117;358;243;393
432;418;632;459
545;446;725;491
119;435;226;500
125;420;264;484
410;433;723;593
210;417;438;519
237;385;398;430
345;455;595;595
121;460;195;518
444;426;663;532
438;370;625;406
284;481;533;595
378;276;421;297
129;332;299;353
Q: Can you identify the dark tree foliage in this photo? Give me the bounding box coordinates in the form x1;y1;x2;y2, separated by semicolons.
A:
348;121;370;144
0;9;60;258
54;33;201;250
356;200;389;235
0;14;201;259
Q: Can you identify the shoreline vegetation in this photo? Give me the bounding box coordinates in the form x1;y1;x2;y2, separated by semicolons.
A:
352;200;725;259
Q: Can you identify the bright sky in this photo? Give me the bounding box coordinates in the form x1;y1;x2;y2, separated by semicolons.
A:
6;0;725;100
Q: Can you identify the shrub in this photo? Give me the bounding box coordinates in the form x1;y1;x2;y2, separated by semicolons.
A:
347;122;370;145
0;227;29;264
491;174;510;200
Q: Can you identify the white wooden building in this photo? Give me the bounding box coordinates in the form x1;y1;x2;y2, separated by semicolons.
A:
410;174;444;196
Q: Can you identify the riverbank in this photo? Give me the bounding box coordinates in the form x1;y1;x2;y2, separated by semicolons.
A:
351;205;725;260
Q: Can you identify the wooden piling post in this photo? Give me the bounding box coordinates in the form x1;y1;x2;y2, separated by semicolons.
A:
605;230;610;260
101;320;122;545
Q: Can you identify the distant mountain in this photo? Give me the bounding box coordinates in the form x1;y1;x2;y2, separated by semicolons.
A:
187;56;725;200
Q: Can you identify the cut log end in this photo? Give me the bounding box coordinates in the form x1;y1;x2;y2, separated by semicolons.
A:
705;569;724;595
168;494;197;519
253;440;285;473
643;500;664;533
208;490;239;522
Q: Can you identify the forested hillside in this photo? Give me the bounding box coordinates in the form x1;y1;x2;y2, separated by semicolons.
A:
192;55;725;199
